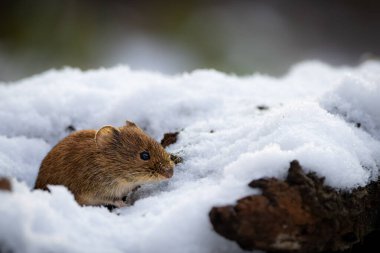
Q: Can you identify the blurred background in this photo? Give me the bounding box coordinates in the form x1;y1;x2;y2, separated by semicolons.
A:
0;0;379;82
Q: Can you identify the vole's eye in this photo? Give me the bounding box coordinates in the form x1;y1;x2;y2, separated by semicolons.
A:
140;151;150;161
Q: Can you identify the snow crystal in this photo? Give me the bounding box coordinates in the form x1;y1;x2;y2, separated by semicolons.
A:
0;60;380;253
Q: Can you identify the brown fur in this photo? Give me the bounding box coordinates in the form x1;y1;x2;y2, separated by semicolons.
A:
34;121;175;207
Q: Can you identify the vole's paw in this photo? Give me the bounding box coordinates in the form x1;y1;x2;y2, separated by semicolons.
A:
121;185;141;206
121;195;136;206
113;199;128;208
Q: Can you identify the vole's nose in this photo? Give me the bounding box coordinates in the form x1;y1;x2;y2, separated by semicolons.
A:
162;167;173;178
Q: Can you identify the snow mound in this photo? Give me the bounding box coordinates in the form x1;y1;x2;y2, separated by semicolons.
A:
0;60;380;253
321;64;380;140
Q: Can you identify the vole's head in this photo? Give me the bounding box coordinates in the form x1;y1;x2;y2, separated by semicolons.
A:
95;121;175;182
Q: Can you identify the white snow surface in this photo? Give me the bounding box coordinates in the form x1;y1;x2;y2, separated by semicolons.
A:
1;61;380;253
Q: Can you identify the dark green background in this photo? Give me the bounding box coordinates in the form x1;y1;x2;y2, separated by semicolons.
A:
1;0;379;81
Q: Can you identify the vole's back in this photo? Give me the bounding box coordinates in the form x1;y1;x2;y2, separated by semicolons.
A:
34;130;98;194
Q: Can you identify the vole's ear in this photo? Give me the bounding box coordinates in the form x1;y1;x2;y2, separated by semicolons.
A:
95;126;120;148
125;120;137;127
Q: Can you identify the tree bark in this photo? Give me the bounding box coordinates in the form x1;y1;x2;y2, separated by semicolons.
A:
209;160;380;252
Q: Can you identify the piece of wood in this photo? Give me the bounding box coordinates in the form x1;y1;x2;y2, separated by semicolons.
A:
160;132;179;148
209;160;380;252
0;177;11;191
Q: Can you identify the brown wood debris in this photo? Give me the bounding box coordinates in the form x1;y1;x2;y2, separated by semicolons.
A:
209;160;380;252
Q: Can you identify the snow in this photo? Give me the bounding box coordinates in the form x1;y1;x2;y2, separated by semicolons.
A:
1;60;380;253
